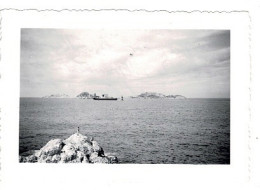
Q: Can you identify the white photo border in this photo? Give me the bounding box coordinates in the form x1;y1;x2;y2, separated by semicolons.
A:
0;10;250;190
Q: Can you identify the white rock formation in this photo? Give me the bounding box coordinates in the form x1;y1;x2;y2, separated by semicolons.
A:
19;133;118;164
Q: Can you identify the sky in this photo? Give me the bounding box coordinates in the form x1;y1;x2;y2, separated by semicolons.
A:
20;29;230;98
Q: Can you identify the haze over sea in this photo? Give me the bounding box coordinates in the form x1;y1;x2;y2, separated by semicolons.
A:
19;98;230;164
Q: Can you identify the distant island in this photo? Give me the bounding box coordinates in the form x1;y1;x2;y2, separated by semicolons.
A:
42;94;70;98
76;92;94;99
76;92;118;100
130;92;186;99
42;92;186;99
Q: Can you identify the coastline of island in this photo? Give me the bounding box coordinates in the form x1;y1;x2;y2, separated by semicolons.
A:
40;91;187;100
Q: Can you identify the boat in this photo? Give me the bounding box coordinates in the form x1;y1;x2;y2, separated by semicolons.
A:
93;94;118;101
93;97;118;100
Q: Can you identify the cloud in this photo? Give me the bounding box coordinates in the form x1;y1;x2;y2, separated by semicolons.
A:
20;29;230;98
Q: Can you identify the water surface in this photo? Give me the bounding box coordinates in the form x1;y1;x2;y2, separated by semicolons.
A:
19;98;230;164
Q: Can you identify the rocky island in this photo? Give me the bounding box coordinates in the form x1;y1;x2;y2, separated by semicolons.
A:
42;94;70;98
166;95;187;99
19;133;118;164
131;92;186;99
76;92;94;99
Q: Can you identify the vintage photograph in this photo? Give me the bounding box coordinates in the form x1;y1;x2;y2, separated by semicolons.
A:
19;29;230;164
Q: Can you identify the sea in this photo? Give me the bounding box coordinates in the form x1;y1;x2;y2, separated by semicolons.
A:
19;98;230;164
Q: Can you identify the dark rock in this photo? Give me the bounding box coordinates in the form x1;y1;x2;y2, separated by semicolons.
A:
107;156;119;164
92;141;104;156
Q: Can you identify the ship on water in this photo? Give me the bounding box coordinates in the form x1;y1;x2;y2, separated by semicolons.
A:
93;93;118;100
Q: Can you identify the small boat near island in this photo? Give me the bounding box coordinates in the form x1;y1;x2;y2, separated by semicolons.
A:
93;93;118;101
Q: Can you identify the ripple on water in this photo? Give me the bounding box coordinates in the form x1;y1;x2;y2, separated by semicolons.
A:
19;98;230;164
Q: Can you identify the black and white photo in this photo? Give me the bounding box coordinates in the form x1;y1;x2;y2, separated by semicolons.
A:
19;29;230;164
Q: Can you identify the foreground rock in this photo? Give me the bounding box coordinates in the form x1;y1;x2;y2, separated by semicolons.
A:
19;133;118;164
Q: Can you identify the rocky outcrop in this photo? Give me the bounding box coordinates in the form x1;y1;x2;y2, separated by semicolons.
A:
19;133;118;164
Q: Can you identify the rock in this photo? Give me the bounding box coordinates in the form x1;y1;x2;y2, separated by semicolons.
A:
20;133;118;164
37;154;48;163
88;152;110;163
82;156;90;163
64;133;92;148
39;139;64;156
92;141;104;156
34;150;41;157
62;143;76;153
37;155;53;163
26;155;38;163
78;142;94;155
91;156;110;164
19;155;37;163
76;151;85;162
107;155;118;164
68;159;80;163
60;150;77;162
52;155;61;163
19;156;24;162
89;152;99;161
44;156;53;163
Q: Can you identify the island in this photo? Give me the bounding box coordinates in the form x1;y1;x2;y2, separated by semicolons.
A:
76;92;94;99
131;92;186;99
166;95;187;99
42;94;70;98
19;133;118;164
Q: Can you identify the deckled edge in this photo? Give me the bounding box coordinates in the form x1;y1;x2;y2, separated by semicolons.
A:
0;8;249;13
